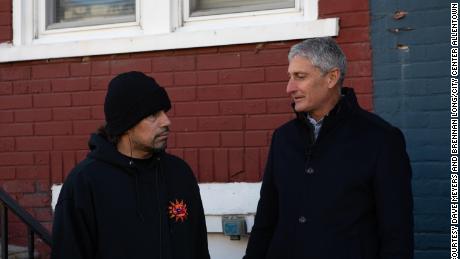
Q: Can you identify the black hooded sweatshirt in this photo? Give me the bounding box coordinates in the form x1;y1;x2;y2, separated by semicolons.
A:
51;134;210;259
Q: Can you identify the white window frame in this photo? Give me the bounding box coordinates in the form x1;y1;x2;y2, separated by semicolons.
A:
1;0;338;63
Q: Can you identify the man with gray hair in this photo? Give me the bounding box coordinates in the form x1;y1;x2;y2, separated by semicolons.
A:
244;37;413;259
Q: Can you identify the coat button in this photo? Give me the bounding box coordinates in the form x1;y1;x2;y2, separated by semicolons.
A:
299;216;307;223
306;167;314;174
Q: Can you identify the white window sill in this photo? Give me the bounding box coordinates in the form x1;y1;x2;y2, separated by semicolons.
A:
0;18;338;63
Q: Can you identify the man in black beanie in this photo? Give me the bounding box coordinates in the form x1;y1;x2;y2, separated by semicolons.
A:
51;71;210;259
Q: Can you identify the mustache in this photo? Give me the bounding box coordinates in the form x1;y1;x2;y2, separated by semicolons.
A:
159;127;170;135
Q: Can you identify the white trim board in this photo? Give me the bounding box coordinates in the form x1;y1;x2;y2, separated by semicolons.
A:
51;182;262;233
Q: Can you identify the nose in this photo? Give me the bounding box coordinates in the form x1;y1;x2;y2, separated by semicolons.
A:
286;78;297;95
159;111;171;127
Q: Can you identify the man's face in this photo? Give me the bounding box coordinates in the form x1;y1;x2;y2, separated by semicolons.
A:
286;56;338;119
129;110;171;154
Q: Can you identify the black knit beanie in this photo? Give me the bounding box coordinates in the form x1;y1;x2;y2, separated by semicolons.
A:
104;71;171;136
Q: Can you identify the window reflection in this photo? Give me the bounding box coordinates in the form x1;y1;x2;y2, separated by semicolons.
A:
190;0;295;16
47;0;136;29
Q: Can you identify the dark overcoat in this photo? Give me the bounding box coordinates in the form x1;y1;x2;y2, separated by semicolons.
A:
244;87;413;259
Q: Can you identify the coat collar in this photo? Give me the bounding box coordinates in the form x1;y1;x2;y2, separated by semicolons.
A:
294;87;360;146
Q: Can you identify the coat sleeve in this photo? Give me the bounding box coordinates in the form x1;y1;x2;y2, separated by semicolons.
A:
51;173;97;259
374;127;414;259
244;132;279;259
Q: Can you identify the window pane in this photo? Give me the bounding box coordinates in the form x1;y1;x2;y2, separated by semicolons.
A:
47;0;136;29
190;0;295;17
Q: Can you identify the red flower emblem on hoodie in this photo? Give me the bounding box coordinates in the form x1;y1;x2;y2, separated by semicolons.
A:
168;199;188;222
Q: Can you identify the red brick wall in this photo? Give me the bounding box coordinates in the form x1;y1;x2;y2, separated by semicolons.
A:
0;0;12;43
0;0;372;254
320;0;372;108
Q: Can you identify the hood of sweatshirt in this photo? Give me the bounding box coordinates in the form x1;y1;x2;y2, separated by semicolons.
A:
86;133;166;172
86;133;165;222
87;133;133;169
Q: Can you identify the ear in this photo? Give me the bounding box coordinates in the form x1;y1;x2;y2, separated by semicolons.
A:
327;68;340;88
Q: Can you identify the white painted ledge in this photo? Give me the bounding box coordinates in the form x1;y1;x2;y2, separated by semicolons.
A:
51;182;262;233
0;18;338;62
200;182;261;233
199;183;261;215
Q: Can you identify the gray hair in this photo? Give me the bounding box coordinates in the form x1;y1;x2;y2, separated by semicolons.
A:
288;37;347;85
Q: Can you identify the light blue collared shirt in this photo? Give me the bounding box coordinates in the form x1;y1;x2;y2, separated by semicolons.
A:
307;114;324;141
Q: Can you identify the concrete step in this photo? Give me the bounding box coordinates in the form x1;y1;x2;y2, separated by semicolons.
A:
0;243;39;259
